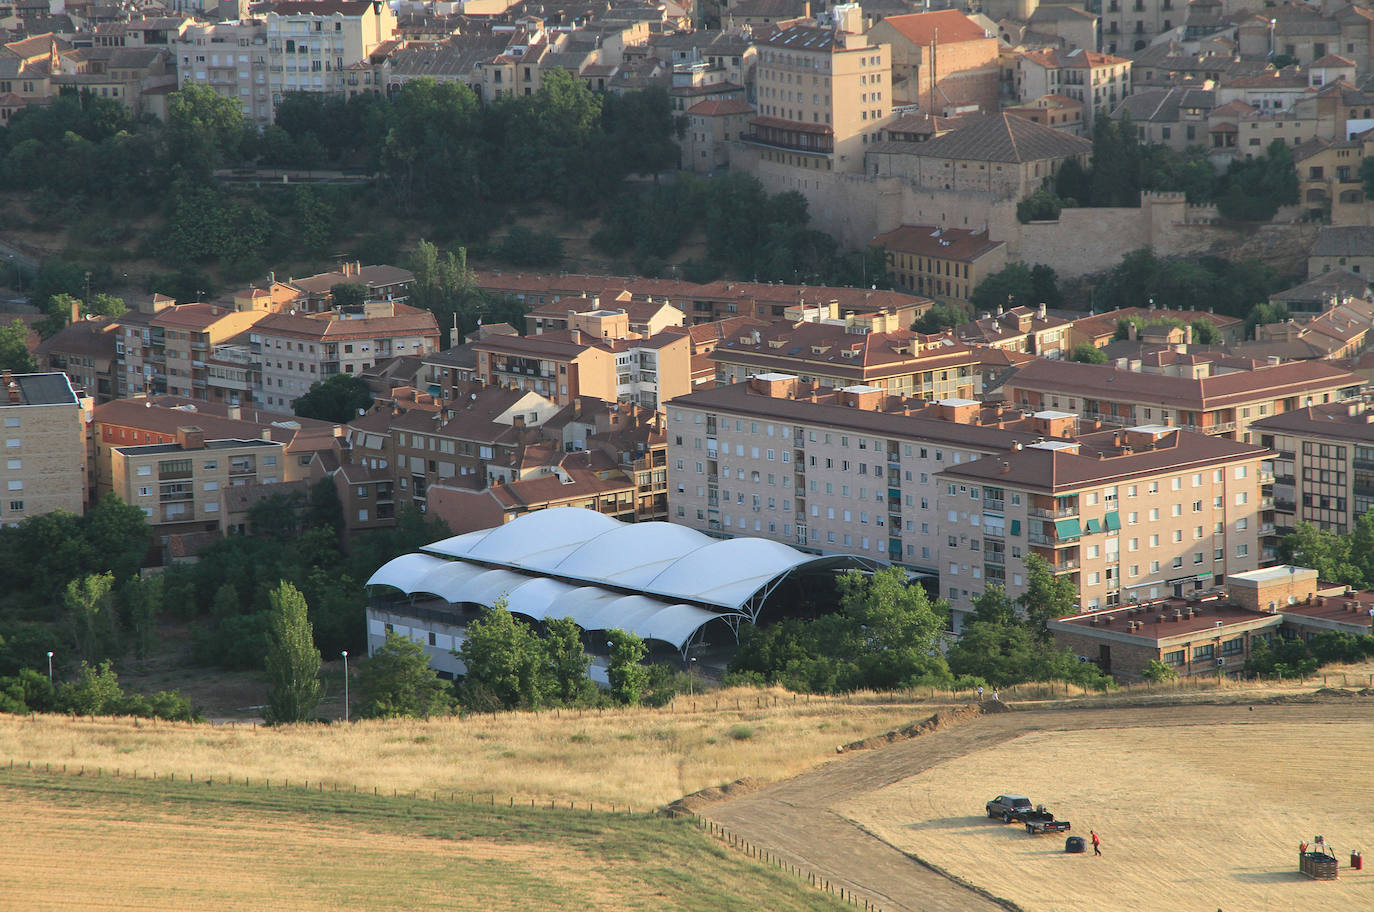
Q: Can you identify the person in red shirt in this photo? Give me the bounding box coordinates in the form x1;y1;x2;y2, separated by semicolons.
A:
1091;830;1102;856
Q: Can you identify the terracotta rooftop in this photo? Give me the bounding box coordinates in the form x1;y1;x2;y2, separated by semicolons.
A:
1251;400;1374;444
879;10;991;45
942;426;1266;490
1005;357;1363;410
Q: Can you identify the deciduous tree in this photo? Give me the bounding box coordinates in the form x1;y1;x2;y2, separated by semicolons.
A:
357;630;454;718
263;581;323;724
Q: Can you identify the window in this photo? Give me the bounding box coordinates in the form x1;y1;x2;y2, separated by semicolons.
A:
3;417;17;428
1163;649;1185;666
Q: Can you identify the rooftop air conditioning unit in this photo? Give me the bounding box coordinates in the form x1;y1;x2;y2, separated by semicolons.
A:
1215;657;1225;667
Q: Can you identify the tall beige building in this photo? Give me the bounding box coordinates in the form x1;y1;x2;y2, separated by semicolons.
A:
744;21;891;173
0;371;87;526
264;0;396;110
110;426;287;538
938;427;1267;628
665;373;1269;631
173;19;272;125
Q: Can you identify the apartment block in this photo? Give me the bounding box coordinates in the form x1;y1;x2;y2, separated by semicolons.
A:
1016;48;1131;126
708;320;979;399
35;316;120;403
471;327;692;410
665;374;1050;570
0;371;86;526
264;0;397;109
173;18;271;125
743;18;892;174
1252;400;1374;555
91;396;339;501
1002;356;1365;443
111;426;286;538
937;425;1267;629
251;304;440;412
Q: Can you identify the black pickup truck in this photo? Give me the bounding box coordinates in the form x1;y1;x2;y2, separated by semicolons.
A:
1022;808;1071;835
986;795;1033;823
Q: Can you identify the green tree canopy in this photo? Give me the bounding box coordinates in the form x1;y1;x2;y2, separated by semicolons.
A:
0;318;34;372
1071;343;1108;363
1017;553;1079;644
457;600;549;711
357;630;455;718
263;581;323;724
292;373;373;423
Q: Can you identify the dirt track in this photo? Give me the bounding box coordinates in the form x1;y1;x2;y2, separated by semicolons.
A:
700;699;1374;912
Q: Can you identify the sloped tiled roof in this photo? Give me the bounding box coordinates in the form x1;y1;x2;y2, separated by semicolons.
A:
911;113;1090;163
879;10;991;45
1312;226;1374;258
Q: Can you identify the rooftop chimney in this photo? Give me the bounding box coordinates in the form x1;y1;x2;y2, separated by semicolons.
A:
226;404;241;421
176;426;205;450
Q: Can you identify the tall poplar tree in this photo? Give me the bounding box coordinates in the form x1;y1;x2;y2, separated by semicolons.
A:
264;581;323;724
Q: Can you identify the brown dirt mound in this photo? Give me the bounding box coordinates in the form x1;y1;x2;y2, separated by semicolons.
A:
837;702;1010;754
1314;687;1360;698
665;777;765;817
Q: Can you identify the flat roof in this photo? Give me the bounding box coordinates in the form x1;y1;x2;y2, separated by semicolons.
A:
1;372;78;407
114;438;281;455
1227;565;1318;585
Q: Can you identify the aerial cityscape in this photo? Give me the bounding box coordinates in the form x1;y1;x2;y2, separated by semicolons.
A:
3;0;1374;908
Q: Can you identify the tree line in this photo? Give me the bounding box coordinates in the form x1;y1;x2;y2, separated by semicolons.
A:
0;75;679;290
1020;115;1300;223
727;563;1112;692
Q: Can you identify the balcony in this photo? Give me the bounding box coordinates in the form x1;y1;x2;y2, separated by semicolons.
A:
985;551;1006;565
1259;469;1275;485
984;527;1004;540
1354;458;1374;472
1029;531;1078;546
984;498;1005;513
1047;559;1079;572
1260;496;1275;510
1258;523;1276;536
1274;498;1296;513
1028;505;1077;519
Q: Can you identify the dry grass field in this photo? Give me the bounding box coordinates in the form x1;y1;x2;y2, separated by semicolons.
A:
0;769;848;912
0;688;939;809
845;717;1374;912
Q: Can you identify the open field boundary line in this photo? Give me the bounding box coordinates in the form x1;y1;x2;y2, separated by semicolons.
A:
844;816;1025;912
696;813;901;912
0;758;652;818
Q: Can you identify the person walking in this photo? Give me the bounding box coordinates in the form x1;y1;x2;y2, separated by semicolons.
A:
977;685;984;701
1091;830;1102;856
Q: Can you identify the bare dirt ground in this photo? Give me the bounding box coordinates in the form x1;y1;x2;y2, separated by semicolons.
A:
701;697;1374;912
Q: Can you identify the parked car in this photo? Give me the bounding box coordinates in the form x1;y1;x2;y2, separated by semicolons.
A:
986;795;1033;823
1023;807;1071;835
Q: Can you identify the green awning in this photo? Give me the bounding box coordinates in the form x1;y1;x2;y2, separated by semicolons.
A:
1084;518;1102;534
1104;511;1120;531
1054;518;1082;539
1009;519;1021;536
1195;571;1213;581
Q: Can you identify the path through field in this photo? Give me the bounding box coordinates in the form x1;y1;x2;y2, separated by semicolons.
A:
701;699;1374;912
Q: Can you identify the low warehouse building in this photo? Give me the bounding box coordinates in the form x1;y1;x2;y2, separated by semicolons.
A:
365;507;877;681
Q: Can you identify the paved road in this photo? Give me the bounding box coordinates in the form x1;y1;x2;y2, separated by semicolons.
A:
702;700;1374;912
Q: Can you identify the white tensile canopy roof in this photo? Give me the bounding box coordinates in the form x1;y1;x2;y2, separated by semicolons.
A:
366;508;879;652
420;507;871;613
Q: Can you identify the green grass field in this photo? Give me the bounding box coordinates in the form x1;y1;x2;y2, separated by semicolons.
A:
1;767;850;912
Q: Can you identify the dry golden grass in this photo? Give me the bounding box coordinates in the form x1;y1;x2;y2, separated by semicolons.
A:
845;719;1374;912
0;688;947;809
1;769;851;912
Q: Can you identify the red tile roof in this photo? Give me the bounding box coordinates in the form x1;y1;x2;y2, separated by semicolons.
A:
879;10;991;45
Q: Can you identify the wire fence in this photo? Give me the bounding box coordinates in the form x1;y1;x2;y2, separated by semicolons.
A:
697;815;887;912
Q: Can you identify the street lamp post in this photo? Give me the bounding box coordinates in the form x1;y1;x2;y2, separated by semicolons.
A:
341;650;349;722
46;651;53;683
689;656;697;696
